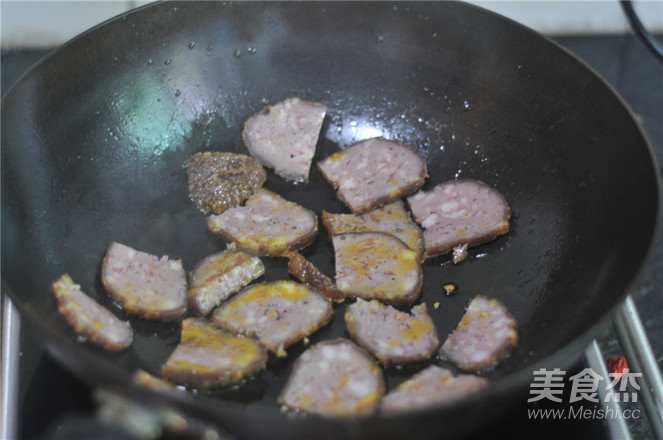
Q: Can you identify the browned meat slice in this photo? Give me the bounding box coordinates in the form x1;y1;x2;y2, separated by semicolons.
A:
206;189;318;256
406;179;511;259
321;200;425;261
381;366;488;413
212;280;333;357
101;242;187;321
332;232;423;304
186;152;266;214
277;339;385;417
187;248;264;317
161;318;267;389
345;299;439;364
243;98;326;182
440;296;518;372
285;251;345;303
317;138;427;214
52;274;133;351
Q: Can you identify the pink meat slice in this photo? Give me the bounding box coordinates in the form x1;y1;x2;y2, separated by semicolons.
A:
52;274;133;351
277;339;385;417
212;280;333;357
187;248;265;317
381;365;488;413
101;242;187;321
206;189;318;257
318;138;427;214
345;299;439;364
321;199;425;262
406;179;511;259
243;97;326;182
332;232;423;305
161;318;267;389
440;296;518;372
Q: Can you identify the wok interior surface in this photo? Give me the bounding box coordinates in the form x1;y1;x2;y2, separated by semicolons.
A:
1;2;658;438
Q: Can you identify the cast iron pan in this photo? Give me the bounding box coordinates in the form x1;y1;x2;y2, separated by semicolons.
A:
1;2;659;439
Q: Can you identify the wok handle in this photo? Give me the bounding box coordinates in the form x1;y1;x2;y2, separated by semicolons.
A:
614;295;663;437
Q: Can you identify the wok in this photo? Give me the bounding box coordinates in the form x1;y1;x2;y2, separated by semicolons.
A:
1;1;659;439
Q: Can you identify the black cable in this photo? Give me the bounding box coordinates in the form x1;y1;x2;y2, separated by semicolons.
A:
619;0;663;64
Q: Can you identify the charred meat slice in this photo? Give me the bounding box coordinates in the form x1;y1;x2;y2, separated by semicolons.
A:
321;200;425;261
381;365;488;413
317;138;427;214
161;318;267;389
285;251;345;303
332;232;423;305
52;274;133;351
187;248;264;317
345;299;439;365
406;179;511;259
212;280;333;357
440;296;518;372
101;242;187;321
277;339;385;417
186;152;266;214
243;97;326;182
206;189;318;256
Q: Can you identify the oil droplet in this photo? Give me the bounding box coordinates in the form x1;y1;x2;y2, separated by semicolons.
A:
247;46;257;55
188;41;196;49
164;58;172;65
233;49;241;58
462;100;470;111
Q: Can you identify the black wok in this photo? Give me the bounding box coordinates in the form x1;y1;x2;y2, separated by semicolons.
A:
1;2;659;439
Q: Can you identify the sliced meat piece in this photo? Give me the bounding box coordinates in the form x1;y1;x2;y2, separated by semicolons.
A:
185;152;266;214
243;97;326;182
440;296;518;372
285;251;345;303
317;138;427;214
212;280;333;357
161;318;267;389
332;232;423;304
52;274;133;351
133;369;184;394
187;248;264;317
277;339;385;417
344;299;439;364
321;199;425;261
381;365;488;413
101;242;187;321
206;189;318;256
406;179;511;259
